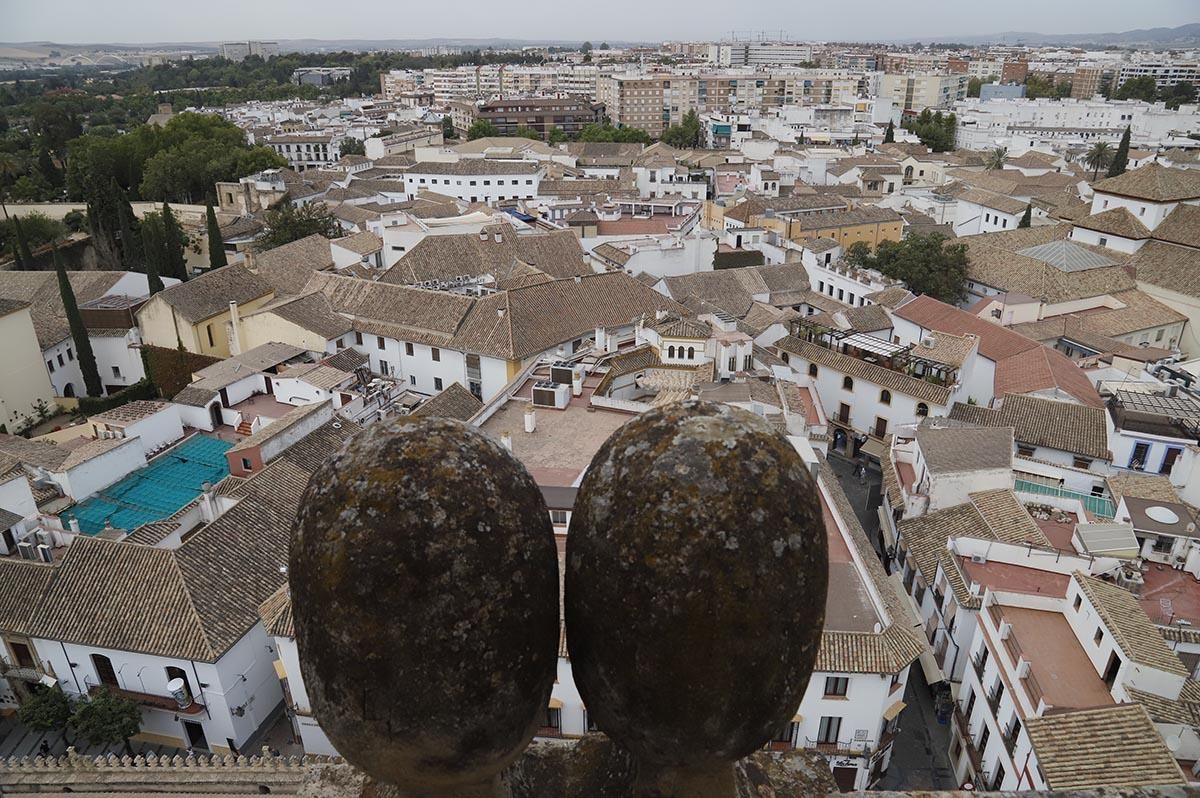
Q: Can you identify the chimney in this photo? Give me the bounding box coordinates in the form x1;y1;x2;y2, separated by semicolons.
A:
573;274;582;283
479;231;488;241
524;409;537;434
500;433;513;451
228;301;243;356
199;481;216;523
497;307;507;318
68;517;80;535
494;231;504;244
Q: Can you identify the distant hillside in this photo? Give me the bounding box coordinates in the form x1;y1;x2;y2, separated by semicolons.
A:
936;23;1200;48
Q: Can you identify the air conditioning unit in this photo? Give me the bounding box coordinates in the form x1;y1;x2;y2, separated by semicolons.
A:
550;361;576;385
999;621;1012;640
35;529;53;548
971;553;987;564
36;544;53;563
531;380;570;410
16;541;36;561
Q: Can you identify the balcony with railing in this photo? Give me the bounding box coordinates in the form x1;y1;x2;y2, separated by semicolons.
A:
1;654;48;683
985;684;1003;714
986;603;1047;714
970;649;987;681
88;685;206;716
802;737;874;759
790;316;961;388
952;704;984;778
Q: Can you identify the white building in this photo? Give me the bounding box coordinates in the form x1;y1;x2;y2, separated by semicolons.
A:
403;160;542;205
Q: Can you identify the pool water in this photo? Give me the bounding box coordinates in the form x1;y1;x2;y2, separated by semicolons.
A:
67;436;232;535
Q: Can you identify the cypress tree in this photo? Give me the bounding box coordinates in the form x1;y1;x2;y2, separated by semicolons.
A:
141;211;167;288
883;121;895;144
53;245;102;397
1107;126;1130;177
12;216;35;271
205;202;227;269
117;191;143;273
1018;204;1032;228
161;202;188;281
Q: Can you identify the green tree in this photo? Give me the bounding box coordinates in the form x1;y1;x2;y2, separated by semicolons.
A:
600;42;610;50
903;109;957;152
0;152;19;219
883;121;895;144
1162;81;1196;110
139;211;168;290
1107;126;1130;178
2;212;65;265
1023;74;1058;99
851;233;969;305
257;200;341;251
577;123;651;144
54;245;103;397
580;41;593;53
1113;76;1158;102
70;689;141;756
18;686;73;743
967;77;983;98
37;146;61;188
62;209;87;233
1083;141;1114;180
205;202;227;269
547;126;568;144
511;126;543;140
441;115;457;140
466;120;499;140
339;137;365;156
662;109;703;149
160;202;188;281
1018;204;1032;228
985;146;1008;171
12;216;36;270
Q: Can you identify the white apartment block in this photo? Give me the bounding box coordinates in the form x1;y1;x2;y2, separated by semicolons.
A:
953;97;1200;151
1117;61;1200;92
708;41;815;68
402;160;542;204
878;73;969;112
263;132;344;171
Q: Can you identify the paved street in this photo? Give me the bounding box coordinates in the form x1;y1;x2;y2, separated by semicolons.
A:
826;451;957;791
0;712;186;760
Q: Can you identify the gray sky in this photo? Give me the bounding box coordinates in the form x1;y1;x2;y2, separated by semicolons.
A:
3;0;1197;44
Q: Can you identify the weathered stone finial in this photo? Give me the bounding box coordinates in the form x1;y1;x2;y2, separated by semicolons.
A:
565;401;828;797
290;417;560;797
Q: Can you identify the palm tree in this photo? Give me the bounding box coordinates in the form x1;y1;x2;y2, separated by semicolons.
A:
1083;141;1114;180
984;147;1008;171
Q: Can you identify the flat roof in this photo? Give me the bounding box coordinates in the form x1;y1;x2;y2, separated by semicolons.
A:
822;494;880;633
959;557;1070;599
1139;561;1200;627
997;605;1115;711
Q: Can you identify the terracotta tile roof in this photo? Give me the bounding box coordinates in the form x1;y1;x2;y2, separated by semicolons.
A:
411;382;484;421
0;559;55;635
451;272;682;361
152;264;272;324
1128;240;1200;299
775;336;951;405
914;420;1013;474
591;242;633;267
379;226;589;286
408;160;540;176
791;205;902;231
1150;203;1200;249
307;272;474;348
1090;162;1200;202
1105;473;1181;506
948;393;1109;460
1074;207;1152;240
1026;704;1186;791
1127;685;1200;726
594;344;662;395
864;286;914;308
0;271;129;348
1075;573;1189;676
258;584;294;638
249;291;353;340
253;234;336;296
654;316;710;339
663;269;769;317
817;467;925;674
332;230;383;255
956;187;1029;216
911;331;976;368
90;400;171;425
894;295;1103;407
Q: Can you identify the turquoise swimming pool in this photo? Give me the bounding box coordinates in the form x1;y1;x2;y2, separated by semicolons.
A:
66;436;232;535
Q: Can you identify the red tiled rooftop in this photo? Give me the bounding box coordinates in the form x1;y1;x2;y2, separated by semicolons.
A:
1139;562;1200;627
960;556;1070;599
821;492;881;633
595;218;672;236
995;605;1114;711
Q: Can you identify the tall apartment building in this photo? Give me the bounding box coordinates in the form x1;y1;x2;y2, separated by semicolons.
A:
879;73;969;112
881;52;948;73
1070;66;1112;99
219;41;279;62
953;97;1200;150
380;69;422;100
449;97;604;139
261;132;343;170
599;71;869;136
708;41;815;67
1118;61;1200;91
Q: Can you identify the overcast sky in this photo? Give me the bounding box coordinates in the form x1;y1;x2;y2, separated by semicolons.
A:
3;0;1197;44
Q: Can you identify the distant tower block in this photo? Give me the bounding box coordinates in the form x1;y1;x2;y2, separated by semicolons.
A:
289;417;559;797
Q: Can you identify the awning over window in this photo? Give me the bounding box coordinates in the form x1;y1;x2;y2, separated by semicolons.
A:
273;659;287;680
882;700;906;721
548;697;563;709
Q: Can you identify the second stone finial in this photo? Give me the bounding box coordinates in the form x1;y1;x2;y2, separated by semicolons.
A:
565;400;828;797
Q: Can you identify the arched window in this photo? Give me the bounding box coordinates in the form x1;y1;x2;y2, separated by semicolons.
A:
904;165;914;178
91;653;118;687
842;376;854;391
916;402;929;417
880;389;891;405
808;364;818;378
667;345;675;358
687;346;695;359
